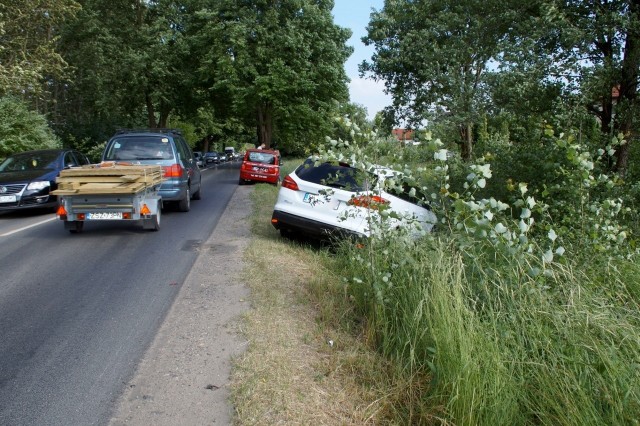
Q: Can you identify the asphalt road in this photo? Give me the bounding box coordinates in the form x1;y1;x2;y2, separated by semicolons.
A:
0;161;241;426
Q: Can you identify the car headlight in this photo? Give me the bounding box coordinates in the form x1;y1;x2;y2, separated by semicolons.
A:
27;181;51;191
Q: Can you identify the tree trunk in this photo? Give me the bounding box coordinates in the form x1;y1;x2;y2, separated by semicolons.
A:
256;102;273;148
158;100;171;128
145;93;157;128
614;0;640;177
460;122;473;161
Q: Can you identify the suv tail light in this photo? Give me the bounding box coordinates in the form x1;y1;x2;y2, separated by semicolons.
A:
348;194;390;210
282;175;299;191
163;164;183;178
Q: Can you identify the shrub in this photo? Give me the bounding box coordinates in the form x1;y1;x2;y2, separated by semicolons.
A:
0;97;60;157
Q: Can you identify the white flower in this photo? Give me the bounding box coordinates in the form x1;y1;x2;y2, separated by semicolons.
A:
497;201;509;211
555;246;565;256
484;211;494;221
495;223;507;234
518;219;529;233
520;208;531;219
466;201;482;211
434;149;449;161
542;250;554;263
548;229;557;241
519;182;528;195
477;178;486;188
526;196;536;208
477;164;492;178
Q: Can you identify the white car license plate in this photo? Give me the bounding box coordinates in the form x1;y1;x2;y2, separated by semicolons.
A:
86;212;123;220
0;195;17;203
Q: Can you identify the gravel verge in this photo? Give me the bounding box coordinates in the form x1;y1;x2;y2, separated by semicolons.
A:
109;185;253;425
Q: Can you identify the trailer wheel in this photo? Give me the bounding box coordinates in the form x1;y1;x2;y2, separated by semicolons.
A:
143;202;161;231
67;221;84;234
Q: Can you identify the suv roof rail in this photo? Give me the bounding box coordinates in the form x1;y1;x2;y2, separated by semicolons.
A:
114;128;183;136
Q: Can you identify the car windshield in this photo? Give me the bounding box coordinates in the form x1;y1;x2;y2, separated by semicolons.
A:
0;151;60;172
295;159;375;191
248;152;276;164
104;136;174;161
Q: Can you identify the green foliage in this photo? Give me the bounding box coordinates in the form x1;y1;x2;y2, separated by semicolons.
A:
191;0;353;154
0;0;80;98
361;0;510;156
318;118;640;423
0;97;61;157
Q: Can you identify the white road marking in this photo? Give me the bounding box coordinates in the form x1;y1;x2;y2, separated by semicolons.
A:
0;216;57;237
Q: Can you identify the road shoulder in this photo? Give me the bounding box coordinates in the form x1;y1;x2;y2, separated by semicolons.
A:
109;186;253;425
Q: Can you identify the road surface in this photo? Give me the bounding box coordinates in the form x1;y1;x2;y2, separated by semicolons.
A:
0;162;245;425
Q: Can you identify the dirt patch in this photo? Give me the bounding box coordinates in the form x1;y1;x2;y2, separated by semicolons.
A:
109;186;253;425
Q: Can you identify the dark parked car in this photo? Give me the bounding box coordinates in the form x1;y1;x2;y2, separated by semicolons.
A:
204;151;220;165
102;128;202;212
0;148;91;211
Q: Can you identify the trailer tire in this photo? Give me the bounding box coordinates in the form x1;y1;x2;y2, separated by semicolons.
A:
68;221;84;234
143;202;161;231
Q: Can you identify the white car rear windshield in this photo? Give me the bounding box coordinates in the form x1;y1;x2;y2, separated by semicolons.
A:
295;159;374;192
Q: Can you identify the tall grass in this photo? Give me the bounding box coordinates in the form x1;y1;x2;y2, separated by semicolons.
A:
336;236;640;424
252;153;640;424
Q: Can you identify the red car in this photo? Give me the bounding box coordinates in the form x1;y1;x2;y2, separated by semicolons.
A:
239;149;281;185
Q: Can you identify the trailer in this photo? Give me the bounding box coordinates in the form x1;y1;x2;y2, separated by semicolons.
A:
51;163;164;233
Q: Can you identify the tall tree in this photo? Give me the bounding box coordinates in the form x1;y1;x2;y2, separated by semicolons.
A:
361;0;513;160
193;0;352;151
53;0;198;143
553;0;640;174
487;0;639;173
0;0;80;102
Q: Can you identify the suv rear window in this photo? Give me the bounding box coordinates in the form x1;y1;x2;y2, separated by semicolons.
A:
104;136;174;161
295;159;374;192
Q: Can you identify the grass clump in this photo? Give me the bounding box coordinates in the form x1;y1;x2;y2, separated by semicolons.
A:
335;235;640;424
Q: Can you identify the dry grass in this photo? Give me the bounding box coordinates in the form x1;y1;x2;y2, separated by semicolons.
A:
229;185;405;425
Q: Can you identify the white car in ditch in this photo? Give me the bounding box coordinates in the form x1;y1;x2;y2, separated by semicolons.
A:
271;158;436;240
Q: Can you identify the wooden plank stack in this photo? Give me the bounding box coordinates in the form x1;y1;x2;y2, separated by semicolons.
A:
52;163;165;195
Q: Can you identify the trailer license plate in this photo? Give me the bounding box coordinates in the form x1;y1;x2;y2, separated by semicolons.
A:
87;212;123;220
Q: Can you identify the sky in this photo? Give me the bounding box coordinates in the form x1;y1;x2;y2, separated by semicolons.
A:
331;0;390;120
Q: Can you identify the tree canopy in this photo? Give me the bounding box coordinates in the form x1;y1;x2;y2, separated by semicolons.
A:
190;0;353;152
361;0;639;172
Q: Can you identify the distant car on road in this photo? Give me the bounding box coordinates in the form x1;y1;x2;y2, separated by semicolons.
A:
239;148;281;185
0;148;91;211
204;151;220;165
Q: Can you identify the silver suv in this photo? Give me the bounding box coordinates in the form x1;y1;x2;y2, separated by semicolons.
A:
102;129;202;211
